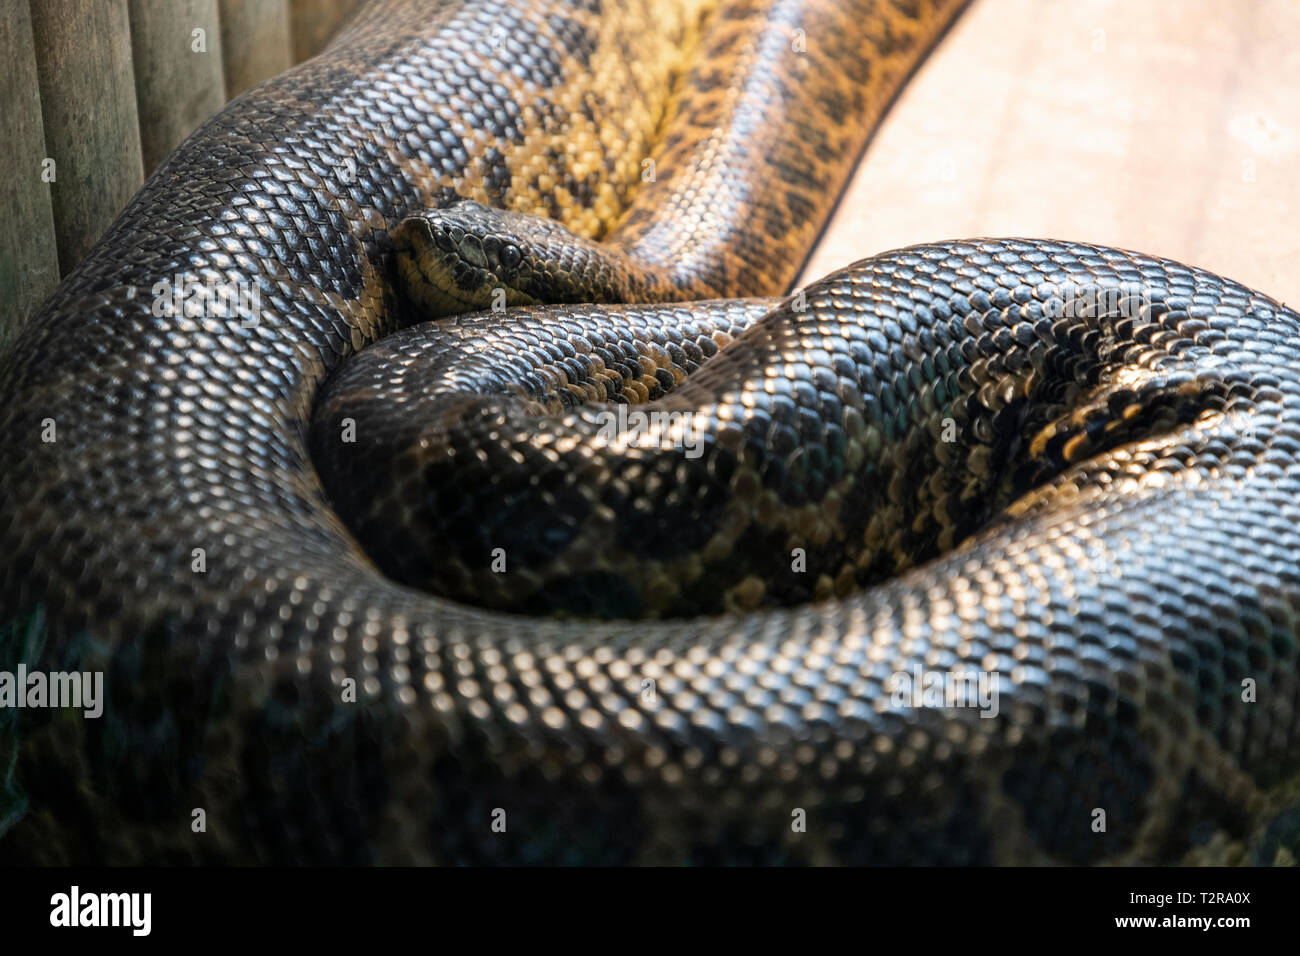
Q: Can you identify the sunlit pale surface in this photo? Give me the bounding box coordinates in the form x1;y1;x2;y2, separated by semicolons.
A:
802;0;1300;307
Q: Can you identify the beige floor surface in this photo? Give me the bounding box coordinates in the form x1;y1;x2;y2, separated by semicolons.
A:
801;0;1300;308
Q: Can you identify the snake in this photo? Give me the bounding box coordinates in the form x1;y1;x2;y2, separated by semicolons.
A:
1;0;1299;865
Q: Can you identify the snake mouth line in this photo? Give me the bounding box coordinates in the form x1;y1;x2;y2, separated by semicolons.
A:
393;228;540;317
400;257;495;314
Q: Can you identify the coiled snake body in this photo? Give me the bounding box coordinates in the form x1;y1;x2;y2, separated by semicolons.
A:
2;0;1299;864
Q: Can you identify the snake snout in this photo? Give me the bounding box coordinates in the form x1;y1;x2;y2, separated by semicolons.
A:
392;210;525;315
393;203;554;317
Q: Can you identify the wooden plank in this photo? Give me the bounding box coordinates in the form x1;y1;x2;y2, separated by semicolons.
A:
128;0;227;175
28;0;144;279
288;0;361;64
801;0;1300;308
219;0;292;99
0;1;61;342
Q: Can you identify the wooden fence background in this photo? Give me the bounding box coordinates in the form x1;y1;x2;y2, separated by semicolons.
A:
1;0;363;343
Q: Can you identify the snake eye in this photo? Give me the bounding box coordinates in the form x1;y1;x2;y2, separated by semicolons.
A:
499;243;522;271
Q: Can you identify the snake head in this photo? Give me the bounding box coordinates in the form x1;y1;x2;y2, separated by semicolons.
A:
393;200;632;317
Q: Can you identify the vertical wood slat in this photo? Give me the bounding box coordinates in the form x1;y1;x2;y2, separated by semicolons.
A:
128;0;227;175
218;0;292;99
5;0;352;337
28;0;144;282
289;0;362;64
0;2;60;343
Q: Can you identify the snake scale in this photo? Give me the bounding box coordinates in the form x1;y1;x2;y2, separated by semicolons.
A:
2;0;1299;865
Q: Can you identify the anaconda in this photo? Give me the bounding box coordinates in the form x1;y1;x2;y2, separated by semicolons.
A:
1;0;1298;864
